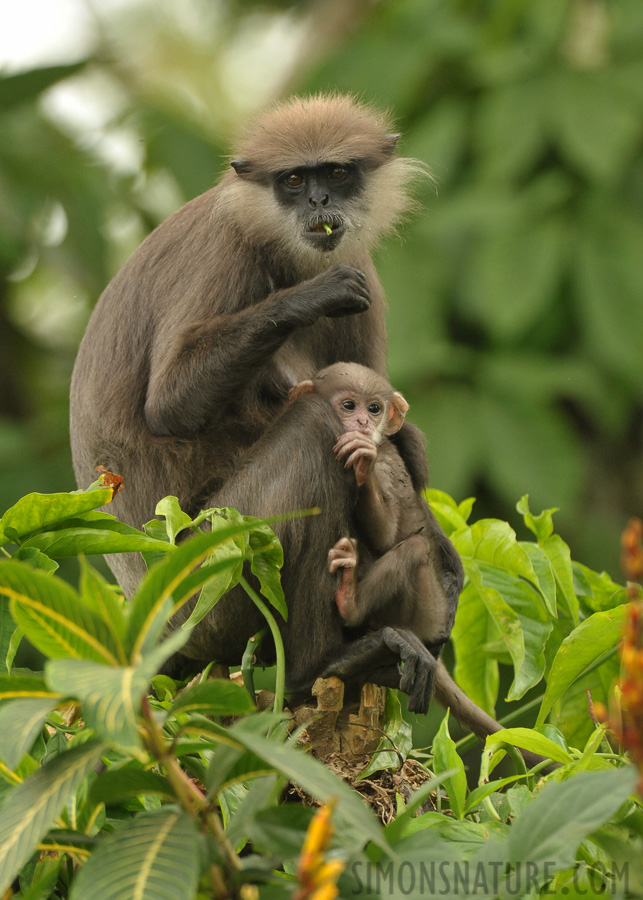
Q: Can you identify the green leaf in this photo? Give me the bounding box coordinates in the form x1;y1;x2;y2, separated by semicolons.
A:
506;767;639;885
154;496;193;544
69;806;200;900
0;698;58;769
46;634;188;757
89;768;175;806
425;489;473;535
248;521;286;619
451;583;499;715
78;559;128;661
126;525;260;660
485;728;573;766
169;679;255;719
22;515;175;558
0;489;112;547
11;547;59;574
516;495;557;543
180;510;246;630
432;713;467;819
0;561;123;664
519;543;557;617
0;739;105;897
536;605;629;727
46;658;146;756
0;63;87;110
0;673;56;701
550;70;640;182
542;533;579;628
572;562;626;613
0;599;16;675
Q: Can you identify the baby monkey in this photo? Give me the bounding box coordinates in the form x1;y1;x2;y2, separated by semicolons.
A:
289;362;462;659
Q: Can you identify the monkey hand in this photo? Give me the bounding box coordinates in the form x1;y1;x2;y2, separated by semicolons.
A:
334;431;377;485
294;265;370;323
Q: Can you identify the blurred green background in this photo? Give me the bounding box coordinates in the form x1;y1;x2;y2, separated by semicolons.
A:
1;0;642;578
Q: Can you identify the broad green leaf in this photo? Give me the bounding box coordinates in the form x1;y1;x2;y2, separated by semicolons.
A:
463;561;526;697
519;542;557;617
464;775;528;815
516;495;557;543
11;547;58;574
536;605;630;727
69;807;200;900
451;583;499;715
180;510;246;630
0;599;15;675
4;624;22;673
0;63;87;110
126;525;262;660
0;698;58;769
169;679;255;719
0;673;55;701
89;768;175;806
22;515;174;558
46;632;188;757
0;739;105;896
79;559;127;660
207;716;385;852
506;767;639;885
248;522;286;619
46;659;147;756
550;70;640;183
425;489;473;534
572;562;626;613
432;713;467;819
383;771;458;845
542;534;579;630
0;489;112;547
154;496;193;544
485;728;573;766
473;560;552;700
245;804;314;858
0;561;122;664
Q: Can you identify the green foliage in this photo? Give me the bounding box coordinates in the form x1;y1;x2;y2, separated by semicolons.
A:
299;0;643;575
0;483;641;898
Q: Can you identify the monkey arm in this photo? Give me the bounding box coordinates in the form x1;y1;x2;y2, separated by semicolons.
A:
144;266;371;436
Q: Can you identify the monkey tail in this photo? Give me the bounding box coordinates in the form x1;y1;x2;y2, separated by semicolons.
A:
433;659;558;772
433;659;502;741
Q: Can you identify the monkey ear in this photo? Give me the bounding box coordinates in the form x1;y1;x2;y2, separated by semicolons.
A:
288;381;315;403
230;158;253;176
385;391;409;434
382;134;400;158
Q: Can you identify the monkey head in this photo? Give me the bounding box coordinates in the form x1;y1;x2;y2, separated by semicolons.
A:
226;95;422;262
289;362;409;445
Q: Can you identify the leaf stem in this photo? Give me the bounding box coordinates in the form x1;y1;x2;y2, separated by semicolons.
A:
240;575;286;714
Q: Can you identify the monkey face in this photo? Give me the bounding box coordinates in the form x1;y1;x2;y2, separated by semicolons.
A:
274;163;363;251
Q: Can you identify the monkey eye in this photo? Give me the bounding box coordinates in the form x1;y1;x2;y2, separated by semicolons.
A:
330;167;347;181
342;400;356;411
368;403;382;415
285;172;304;187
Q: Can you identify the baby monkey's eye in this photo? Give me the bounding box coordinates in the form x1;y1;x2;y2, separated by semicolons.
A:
330;167;347;180
342;400;356;411
286;172;304;187
368;403;382;415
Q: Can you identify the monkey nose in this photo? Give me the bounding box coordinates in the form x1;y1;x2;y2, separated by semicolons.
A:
309;194;330;208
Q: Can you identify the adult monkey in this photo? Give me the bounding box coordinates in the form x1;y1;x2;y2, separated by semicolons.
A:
70;94;463;718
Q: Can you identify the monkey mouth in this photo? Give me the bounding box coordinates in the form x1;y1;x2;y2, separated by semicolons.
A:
304;217;346;248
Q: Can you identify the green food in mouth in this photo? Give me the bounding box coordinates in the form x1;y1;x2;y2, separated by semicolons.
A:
323;223;333;235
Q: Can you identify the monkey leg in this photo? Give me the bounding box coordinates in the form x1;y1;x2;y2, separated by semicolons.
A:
340;534;429;627
328;537;358;621
322;625;437;714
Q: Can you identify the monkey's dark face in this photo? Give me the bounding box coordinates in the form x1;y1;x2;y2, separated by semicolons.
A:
274;163;363;252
